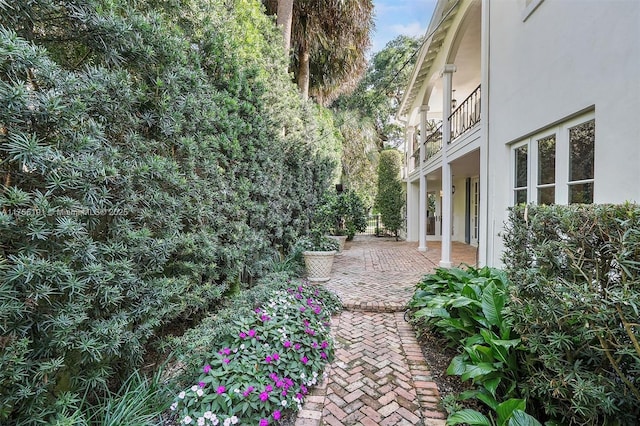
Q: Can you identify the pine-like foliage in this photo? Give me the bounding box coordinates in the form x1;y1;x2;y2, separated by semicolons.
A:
0;0;339;423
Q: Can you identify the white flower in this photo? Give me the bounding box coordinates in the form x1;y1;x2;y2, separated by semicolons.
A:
234;388;240;393
233;348;238;353
178;391;186;399
170;402;178;411
240;344;245;350
196;388;204;397
204;411;213;419
212;419;219;426
281;400;288;406
191;385;198;392
223;418;231;426
183;416;193;425
198;418;205;426
230;416;238;424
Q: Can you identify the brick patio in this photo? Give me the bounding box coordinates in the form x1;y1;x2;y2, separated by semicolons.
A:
295;236;477;426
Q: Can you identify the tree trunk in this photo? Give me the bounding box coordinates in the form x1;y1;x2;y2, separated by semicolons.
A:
297;43;310;100
276;0;293;57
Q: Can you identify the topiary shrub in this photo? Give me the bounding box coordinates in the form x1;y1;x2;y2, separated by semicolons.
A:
374;149;404;239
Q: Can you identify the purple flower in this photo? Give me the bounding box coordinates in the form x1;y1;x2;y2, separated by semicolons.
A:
242;386;255;397
283;341;291;348
261;314;270;322
299;307;306;312
203;364;211;373
265;355;273;364
259;419;269;426
312;342;318;348
223;358;230;364
239;331;247;339
296;392;303;400
255;308;261;314
265;384;273;392
273;410;281;421
301;356;308;364
294;343;301;350
314;306;322;314
199;381;206;388
321;341;328;349
248;329;257;338
321;352;327;359
272;353;279;361
217;386;226;394
269;373;278;381
221;347;231;355
259;391;269;402
276;380;284;388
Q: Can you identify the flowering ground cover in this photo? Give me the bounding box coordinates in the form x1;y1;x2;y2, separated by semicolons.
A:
170;283;341;425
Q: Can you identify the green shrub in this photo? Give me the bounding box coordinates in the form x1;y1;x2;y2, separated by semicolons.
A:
375;149;404;238
0;0;339;423
409;267;540;426
503;203;640;425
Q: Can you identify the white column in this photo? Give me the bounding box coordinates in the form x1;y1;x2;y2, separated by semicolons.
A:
406;126;415;175
418;106;429;251
478;0;490;267
440;64;456;267
405;127;418;241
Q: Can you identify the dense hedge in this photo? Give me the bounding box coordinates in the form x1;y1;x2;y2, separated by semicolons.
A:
503;203;640;425
0;0;340;423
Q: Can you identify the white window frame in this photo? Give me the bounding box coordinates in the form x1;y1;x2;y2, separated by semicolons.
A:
511;140;529;205
510;112;595;205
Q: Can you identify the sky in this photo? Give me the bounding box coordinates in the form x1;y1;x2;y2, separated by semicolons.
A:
370;0;437;54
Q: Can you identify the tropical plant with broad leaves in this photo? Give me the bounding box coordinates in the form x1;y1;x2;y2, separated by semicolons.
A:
409;267;541;426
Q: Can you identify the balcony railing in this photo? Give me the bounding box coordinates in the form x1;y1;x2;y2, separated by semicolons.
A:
449;84;481;142
423;124;443;161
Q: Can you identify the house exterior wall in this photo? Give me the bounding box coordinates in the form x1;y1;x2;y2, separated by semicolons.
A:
485;0;640;266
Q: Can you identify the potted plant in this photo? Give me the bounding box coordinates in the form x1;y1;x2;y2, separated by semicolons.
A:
316;189;368;253
297;230;340;282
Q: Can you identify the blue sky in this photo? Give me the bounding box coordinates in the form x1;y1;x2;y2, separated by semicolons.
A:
370;0;437;54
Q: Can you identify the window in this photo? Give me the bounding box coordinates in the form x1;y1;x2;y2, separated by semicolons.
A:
537;135;555;204
513;144;528;204
568;120;595;204
511;114;595;205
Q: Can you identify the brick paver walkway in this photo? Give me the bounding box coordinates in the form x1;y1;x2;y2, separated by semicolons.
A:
296;236;477;426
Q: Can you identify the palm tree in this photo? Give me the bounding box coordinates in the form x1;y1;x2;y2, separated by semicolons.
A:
264;0;374;104
276;0;294;56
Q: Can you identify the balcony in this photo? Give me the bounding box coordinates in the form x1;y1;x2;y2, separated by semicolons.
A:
449;84;481;142
423;124;443;161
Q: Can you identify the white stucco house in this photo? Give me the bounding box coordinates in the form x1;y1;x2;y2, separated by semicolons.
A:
398;0;640;267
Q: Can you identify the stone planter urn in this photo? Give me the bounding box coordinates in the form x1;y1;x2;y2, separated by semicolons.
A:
328;235;348;254
302;250;337;282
